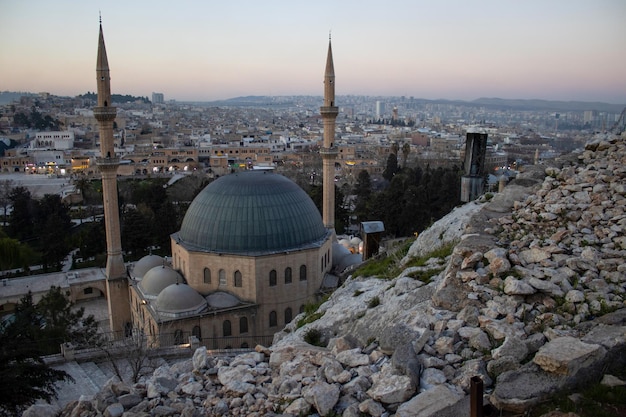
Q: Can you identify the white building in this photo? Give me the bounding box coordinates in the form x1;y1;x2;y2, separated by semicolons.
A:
31;131;75;150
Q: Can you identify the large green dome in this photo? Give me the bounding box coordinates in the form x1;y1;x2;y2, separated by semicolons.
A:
177;171;327;254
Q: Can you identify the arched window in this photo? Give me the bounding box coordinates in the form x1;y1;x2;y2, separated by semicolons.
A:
285;307;293;325
203;268;211;284
299;304;305;314
174;329;184;345
269;269;277;287
285;267;292;284
240;317;248;334
192;325;202;340
234;270;242;287
300;265;307;281
241;342;249;349
269;311;277;327
321;258;324;272
219;269;226;286
223;320;232;337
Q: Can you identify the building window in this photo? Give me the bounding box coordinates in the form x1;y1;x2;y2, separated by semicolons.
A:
223;320;232;337
234;270;242;287
299;304;305;314
192;326;202;340
219;269;226;286
285;307;293;325
83;287;93;295
240;317;248;334
174;329;184;345
299;265;307;281
284;267;292;284
269;311;277;327
203;268;211;284
269;269;277;287
321;258;324;272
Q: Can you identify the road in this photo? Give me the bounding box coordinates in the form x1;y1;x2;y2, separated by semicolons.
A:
0;172;72;198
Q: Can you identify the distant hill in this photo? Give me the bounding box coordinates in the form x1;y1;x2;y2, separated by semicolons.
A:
0;91;36;105
2;91;623;113
198;95;624;113
78;92;150;104
470;97;624;113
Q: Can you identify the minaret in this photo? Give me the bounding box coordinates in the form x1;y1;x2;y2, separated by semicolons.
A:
320;36;338;230
95;19;131;334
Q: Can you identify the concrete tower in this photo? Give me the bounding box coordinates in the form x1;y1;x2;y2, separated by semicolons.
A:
320;37;338;230
95;20;130;334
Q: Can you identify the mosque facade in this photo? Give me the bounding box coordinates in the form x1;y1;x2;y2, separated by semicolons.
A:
95;23;349;348
127;171;334;347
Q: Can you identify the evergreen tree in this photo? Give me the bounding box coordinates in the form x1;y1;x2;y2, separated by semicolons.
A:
0;287;99;415
36;195;72;271
382;153;399;181
7;186;36;241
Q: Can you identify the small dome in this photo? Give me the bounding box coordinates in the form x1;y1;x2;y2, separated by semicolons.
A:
132;255;165;279
155;283;207;314
350;237;362;246
139;265;183;296
177;171;327;254
206;291;241;309
332;241;363;272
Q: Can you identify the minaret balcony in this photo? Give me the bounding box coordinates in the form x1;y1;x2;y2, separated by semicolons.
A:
320;106;338;116
93;106;117;121
96;156;121;167
320;147;338;156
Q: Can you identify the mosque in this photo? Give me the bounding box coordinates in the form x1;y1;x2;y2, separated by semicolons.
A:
95;23;362;348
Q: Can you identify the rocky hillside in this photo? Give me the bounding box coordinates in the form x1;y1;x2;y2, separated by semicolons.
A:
44;134;626;417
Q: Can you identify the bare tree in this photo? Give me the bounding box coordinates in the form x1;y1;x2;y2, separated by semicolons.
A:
0;179;14;226
98;330;160;383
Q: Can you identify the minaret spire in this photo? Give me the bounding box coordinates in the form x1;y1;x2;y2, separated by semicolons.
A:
320;37;338;230
94;19;131;334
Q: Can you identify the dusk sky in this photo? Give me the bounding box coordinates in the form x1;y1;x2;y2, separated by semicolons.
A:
1;0;625;103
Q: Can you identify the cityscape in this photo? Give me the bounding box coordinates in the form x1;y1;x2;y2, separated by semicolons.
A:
1;90;625;183
1;1;626;415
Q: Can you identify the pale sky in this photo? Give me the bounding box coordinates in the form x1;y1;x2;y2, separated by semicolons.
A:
1;0;625;103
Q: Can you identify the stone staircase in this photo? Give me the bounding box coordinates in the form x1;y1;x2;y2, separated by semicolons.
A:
46;352;188;411
51;361;109;408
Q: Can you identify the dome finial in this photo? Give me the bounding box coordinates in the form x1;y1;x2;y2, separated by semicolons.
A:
99;11;102;25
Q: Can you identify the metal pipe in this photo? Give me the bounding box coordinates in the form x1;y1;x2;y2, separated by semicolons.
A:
470;375;483;417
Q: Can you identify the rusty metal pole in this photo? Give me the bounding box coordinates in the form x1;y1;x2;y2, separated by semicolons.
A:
470;375;483;417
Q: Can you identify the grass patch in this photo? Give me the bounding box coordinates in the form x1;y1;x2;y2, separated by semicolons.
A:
303;328;325;347
353;256;398;279
368;296;380;308
405;241;456;268
406;267;444;283
353;239;456;280
296;294;330;328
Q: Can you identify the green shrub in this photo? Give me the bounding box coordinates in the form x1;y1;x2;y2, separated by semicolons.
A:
303;328;324;347
368;296;380;308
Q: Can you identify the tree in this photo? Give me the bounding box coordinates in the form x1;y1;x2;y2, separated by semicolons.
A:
382;153;399;181
6;186;36;241
353;170;372;223
401;142;411;168
0;342;72;416
0;179;13;226
391;141;400;156
35;194;72;271
0;287;100;415
74;219;106;260
121;206;152;257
